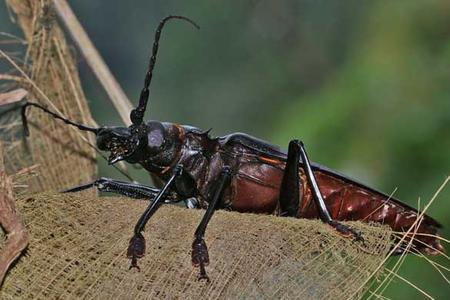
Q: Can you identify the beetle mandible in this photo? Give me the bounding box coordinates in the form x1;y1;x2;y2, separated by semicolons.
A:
20;15;444;281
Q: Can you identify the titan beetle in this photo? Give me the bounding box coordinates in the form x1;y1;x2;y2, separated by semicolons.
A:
20;15;443;281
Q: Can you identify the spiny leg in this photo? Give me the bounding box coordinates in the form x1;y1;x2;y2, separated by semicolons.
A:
288;140;363;241
62;177;179;202
192;167;231;281
128;165;184;270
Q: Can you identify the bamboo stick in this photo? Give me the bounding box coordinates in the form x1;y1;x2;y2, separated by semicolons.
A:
52;0;133;126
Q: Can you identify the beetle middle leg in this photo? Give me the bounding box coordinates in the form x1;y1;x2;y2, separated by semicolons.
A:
191;166;231;281
280;140;363;241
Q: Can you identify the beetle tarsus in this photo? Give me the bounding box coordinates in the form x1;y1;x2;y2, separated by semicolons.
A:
190;167;231;281
198;263;210;282
328;220;364;242
127;232;146;271
192;237;210;281
129;256;141;272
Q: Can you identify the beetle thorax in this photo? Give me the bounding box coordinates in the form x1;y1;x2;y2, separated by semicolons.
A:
138;121;185;175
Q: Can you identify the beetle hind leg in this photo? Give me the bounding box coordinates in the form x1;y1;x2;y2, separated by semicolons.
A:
328;220;364;241
282;140;363;242
279;140;302;217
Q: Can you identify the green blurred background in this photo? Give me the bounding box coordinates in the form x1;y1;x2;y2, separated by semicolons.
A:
1;0;449;298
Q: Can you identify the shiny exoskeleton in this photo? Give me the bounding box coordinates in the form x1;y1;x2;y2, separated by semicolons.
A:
20;16;443;281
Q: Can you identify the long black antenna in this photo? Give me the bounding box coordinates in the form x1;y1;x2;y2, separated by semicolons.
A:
129;15;199;126
21;102;99;136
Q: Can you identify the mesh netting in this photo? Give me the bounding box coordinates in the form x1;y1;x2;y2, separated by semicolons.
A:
0;192;393;299
1;0;97;192
0;91;35;183
1;1;395;298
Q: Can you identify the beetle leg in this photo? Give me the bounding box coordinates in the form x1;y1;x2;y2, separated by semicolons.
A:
127;165;184;271
294;140;363;241
62;177;180;201
191;166;232;281
279;141;300;217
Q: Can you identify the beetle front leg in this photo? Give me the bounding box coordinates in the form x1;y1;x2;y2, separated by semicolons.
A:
62;177;179;201
283;140;363;241
127;165;184;271
191;166;231;281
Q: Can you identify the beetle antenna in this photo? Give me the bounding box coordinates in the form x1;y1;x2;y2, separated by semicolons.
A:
21;102;99;136
130;15;200;126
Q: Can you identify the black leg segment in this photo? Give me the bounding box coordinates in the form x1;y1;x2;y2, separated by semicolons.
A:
296;141;333;223
279;140;301;217
191;166;232;281
283;140;363;241
63;177;179;201
127;165;184;270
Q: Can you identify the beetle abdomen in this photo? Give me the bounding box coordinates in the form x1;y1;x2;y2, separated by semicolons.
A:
300;171;443;255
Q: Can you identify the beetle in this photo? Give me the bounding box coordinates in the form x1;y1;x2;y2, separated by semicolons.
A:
20;15;443;281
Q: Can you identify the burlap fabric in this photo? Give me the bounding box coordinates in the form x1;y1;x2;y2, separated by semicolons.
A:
1;0;97;192
0;1;394;299
1;192;392;299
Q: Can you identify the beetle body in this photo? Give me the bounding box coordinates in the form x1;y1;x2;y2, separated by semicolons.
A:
116;121;442;255
19;15;444;278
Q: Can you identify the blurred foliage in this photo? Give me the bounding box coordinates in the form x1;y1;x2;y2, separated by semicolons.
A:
272;1;450;299
1;0;449;298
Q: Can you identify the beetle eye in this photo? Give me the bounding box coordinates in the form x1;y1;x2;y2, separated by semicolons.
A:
148;129;164;150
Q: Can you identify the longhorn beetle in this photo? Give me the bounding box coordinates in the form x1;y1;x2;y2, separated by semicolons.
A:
20;15;443;281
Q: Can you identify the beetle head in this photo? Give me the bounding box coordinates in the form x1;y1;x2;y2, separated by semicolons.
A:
98;16;198;166
96;126;141;164
95;121;171;165
20;16;198;168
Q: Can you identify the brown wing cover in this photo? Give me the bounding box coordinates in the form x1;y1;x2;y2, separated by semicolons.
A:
226;158;443;256
299;171;443;255
217;134;442;255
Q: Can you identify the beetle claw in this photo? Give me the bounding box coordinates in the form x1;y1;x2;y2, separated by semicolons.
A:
192;237;210;281
127;232;146;271
329;220;364;242
129;256;141;271
197;264;210;282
